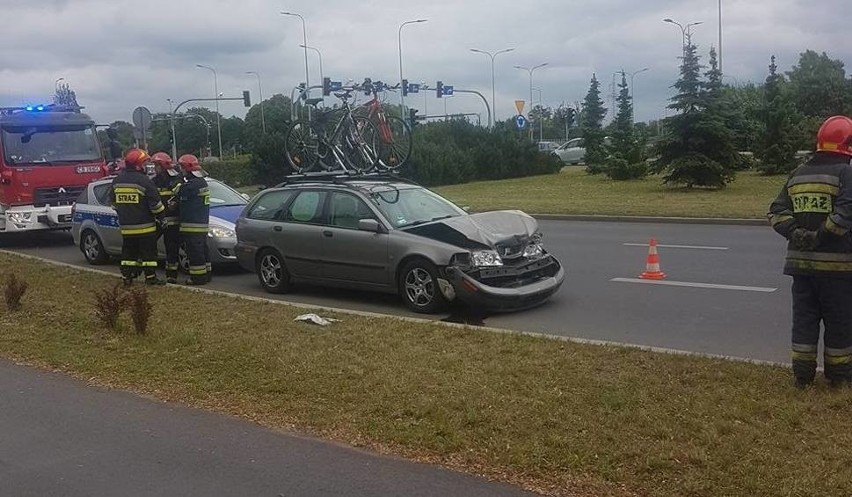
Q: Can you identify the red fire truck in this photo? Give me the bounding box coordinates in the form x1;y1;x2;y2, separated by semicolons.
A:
0;103;108;232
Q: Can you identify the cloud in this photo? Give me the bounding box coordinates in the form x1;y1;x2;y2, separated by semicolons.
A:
0;0;849;128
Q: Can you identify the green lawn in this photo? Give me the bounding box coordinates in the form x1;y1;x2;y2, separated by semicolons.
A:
2;253;851;497
435;168;787;219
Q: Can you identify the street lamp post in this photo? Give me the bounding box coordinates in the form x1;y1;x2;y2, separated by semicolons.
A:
195;64;223;158
299;44;324;91
470;47;514;128
663;18;703;56
245;71;266;133
532;87;543;141
281;12;310;102
514;62;548;140
718;0;723;74
398;19;427;119
629;68;649;122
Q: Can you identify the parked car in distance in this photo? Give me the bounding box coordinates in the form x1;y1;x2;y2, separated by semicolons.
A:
71;177;249;271
552;137;585;164
537;141;562;153
234;174;565;313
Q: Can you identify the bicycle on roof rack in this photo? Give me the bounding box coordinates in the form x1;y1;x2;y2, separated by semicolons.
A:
353;79;413;171
284;86;379;174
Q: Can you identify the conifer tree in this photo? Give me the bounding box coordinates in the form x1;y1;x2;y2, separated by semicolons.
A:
580;74;608;174
758;55;799;174
604;72;647;179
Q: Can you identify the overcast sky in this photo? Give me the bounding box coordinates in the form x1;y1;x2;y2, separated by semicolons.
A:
1;0;849;131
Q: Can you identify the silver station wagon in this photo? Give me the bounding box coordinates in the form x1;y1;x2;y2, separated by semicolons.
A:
71;176;249;270
234;174;564;313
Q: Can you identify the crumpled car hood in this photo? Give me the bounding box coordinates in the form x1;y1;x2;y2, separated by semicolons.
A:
405;210;539;249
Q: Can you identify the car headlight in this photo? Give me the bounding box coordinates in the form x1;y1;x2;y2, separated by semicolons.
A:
8;212;32;223
208;225;236;238
523;244;543;258
471;250;503;267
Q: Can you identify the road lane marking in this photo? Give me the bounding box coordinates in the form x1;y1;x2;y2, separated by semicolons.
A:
611;277;777;293
623;243;729;250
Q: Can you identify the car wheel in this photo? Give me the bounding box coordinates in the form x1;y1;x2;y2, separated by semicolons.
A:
398;259;447;314
80;229;108;265
256;249;291;294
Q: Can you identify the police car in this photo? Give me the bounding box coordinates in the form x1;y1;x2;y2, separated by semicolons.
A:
71;176;249;270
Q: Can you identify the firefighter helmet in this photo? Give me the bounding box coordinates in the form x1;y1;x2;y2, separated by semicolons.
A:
816;116;852;157
178;154;205;177
124;148;150;171
151;152;178;176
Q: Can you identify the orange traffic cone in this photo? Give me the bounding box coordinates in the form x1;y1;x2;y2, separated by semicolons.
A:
639;238;666;280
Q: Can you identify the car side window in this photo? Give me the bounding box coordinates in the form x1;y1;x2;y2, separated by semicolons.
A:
329;193;374;229
93;184;111;206
247;190;294;221
285;191;326;224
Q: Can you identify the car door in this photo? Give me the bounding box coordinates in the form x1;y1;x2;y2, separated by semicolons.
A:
275;190;328;279
90;182;123;255
320;192;390;287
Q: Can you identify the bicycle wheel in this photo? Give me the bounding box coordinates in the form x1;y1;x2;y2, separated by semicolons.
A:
284;120;320;173
375;115;412;170
342;116;379;173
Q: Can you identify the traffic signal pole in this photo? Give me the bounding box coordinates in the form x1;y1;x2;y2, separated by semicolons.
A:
169;96;249;159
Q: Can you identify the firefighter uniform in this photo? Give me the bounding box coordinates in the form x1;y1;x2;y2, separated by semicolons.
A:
151;152;183;283
177;154;211;285
112;149;166;286
768;116;852;387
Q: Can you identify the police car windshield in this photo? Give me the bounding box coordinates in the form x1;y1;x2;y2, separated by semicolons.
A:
1;125;101;164
208;180;247;206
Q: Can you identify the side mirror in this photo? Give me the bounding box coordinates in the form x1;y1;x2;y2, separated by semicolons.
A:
358;218;384;233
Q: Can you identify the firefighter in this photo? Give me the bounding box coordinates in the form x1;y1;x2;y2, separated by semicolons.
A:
151;152;183;283
111;148;166;286
177;154;211;285
768;115;852;388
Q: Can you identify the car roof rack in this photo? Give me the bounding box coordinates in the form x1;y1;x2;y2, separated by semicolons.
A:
274;170;419;188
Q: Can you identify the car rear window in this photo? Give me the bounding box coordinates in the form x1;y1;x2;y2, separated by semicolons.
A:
247;190;294;220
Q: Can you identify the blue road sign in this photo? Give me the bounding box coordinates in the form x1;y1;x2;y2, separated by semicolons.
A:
443;85;454;96
515;115;527;130
408;83;420;94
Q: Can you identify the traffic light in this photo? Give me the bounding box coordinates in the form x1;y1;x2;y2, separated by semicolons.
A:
402;79;409;97
167;128;174;144
323;77;331;96
242;90;251;107
409;108;419;128
435;81;443;98
566;107;576;127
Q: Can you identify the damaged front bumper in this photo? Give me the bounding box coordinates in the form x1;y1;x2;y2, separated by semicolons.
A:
444;254;565;311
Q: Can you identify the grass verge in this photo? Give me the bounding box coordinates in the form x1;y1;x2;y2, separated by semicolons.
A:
1;253;850;497
435;168;786;219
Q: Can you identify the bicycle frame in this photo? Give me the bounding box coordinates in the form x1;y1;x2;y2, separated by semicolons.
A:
359;90;394;144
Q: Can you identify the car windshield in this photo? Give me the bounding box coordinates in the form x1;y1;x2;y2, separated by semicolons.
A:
208;180;247;206
367;186;465;228
1;125;101;164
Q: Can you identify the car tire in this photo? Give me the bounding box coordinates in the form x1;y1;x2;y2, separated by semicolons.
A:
398;258;447;314
256;249;291;294
80;229;109;265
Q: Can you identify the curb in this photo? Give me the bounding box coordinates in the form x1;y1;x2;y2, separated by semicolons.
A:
530;214;768;226
0;249;788;369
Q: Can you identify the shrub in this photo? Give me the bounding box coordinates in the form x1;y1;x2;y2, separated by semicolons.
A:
93;283;125;330
125;288;153;335
4;273;28;311
604;155;649;180
202;155;254;187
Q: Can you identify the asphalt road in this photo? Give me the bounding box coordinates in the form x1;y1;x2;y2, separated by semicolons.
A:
0;359;535;497
2;220;792;363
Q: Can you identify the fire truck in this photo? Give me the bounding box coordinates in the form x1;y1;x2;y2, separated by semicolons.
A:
0;103;108;232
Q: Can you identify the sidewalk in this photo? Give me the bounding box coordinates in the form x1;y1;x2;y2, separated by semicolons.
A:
0;359;536;497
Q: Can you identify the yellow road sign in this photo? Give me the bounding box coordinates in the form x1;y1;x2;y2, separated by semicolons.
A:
514;100;525;115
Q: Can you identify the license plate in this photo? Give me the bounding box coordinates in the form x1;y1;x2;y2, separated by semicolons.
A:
76;165;101;174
